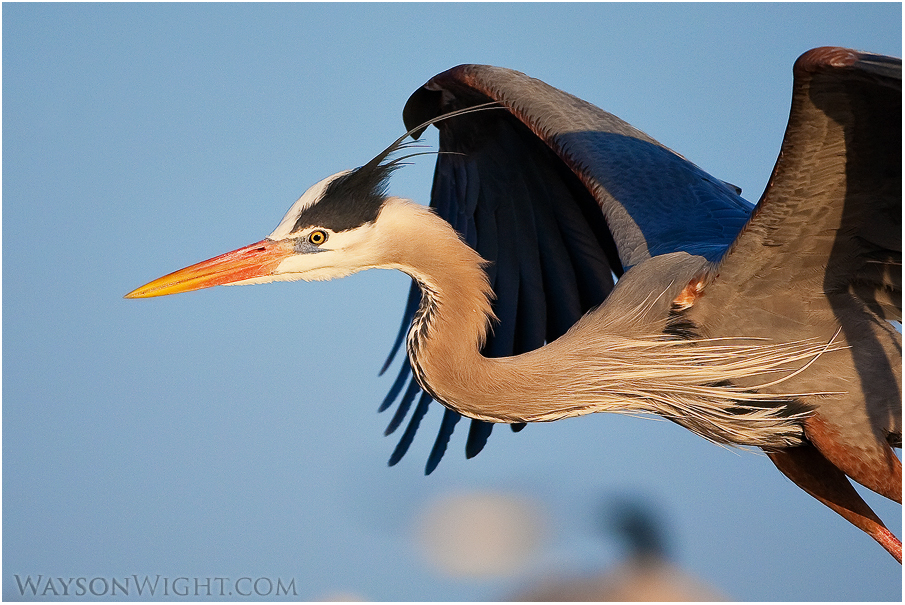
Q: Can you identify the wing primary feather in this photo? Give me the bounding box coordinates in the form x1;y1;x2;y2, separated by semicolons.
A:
384;377;421;435
425;408;462;474
509;174;548;352
482;177;520;356
431;155;461;220
388;392;433;467
474;201;500;286
379;282;421;376
378;356;413;413
526;157;585;339
465;419;494;458
549;169;620;305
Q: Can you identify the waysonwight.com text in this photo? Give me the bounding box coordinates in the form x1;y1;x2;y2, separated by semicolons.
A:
13;574;299;598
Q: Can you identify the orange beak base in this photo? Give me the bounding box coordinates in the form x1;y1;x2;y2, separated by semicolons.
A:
124;239;295;299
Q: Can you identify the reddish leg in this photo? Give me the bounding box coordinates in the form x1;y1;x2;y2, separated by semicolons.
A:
768;444;902;562
805;415;902;503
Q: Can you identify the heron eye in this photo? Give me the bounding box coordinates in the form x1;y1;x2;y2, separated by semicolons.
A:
308;229;328;246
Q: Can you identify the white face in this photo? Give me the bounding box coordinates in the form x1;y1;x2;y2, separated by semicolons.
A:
221;170;387;285
261;222;382;283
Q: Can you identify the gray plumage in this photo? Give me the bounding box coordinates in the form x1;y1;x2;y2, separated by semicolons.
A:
126;47;902;560
388;48;901;559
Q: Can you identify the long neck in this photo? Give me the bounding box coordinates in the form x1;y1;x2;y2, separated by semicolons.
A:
376;198;815;448
376;200;500;417
378;198;645;424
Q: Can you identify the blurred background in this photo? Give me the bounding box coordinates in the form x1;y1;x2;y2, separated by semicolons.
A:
3;3;901;601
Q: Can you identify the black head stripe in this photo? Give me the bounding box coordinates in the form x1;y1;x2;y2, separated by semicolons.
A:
292;160;398;233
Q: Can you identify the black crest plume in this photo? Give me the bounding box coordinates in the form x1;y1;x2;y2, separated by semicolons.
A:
292;103;501;234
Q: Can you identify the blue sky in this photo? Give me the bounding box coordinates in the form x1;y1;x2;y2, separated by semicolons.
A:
4;3;902;601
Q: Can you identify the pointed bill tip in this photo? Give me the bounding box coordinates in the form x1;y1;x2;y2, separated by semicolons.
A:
124;239;294;300
123;288;148;299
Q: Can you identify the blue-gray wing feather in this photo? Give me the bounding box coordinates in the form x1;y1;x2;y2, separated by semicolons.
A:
380;64;754;470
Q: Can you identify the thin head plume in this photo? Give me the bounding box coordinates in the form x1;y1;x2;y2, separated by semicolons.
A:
361;102;503;173
299;103;505;236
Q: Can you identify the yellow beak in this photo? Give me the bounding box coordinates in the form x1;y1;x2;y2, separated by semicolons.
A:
124;239;296;299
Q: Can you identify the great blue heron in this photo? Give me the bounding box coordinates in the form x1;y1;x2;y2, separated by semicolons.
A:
126;47;902;560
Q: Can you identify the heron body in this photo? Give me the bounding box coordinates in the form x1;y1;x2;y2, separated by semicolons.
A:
127;48;902;560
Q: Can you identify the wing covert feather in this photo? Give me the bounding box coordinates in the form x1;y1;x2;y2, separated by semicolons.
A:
687;47;902;458
696;47;901;318
408;64;754;268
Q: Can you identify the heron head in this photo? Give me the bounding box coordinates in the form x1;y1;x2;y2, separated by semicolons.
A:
125;103;500;300
124;163;401;299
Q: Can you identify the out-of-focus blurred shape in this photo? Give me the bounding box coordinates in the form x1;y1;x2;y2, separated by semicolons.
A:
415;490;546;578
313;590;367;601
512;497;728;601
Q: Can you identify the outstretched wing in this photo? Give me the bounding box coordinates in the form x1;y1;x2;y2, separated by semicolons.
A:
685;48;901;498
382;64;754;472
